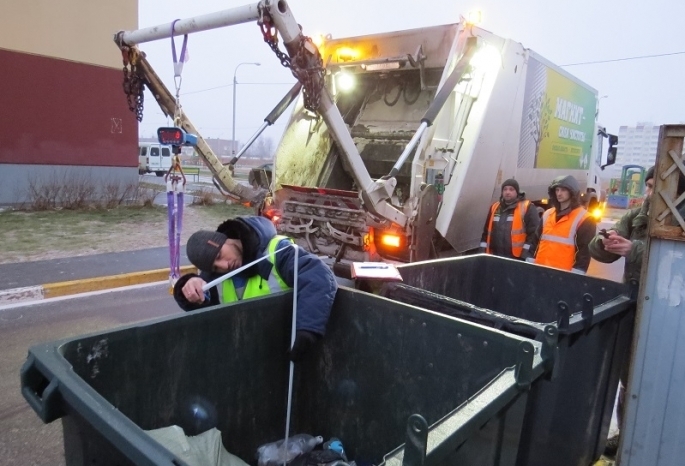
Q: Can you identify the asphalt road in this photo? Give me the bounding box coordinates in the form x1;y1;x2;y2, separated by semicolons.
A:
0;283;179;465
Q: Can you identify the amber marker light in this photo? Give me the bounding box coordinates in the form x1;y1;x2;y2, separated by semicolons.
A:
380;233;402;248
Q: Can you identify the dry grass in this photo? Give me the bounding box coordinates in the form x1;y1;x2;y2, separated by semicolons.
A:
190;187;216;206
0;203;253;264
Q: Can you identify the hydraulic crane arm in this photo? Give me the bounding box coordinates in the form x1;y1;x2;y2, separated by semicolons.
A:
113;0;411;223
119;46;267;204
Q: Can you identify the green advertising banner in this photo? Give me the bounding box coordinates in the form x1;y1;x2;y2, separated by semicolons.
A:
518;56;597;169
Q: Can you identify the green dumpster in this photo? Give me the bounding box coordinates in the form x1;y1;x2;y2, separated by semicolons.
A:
21;287;546;466
383;255;636;466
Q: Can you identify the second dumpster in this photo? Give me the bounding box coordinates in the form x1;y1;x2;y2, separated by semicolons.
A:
382;254;636;466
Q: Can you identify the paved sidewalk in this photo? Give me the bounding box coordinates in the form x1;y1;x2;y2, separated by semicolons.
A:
0;247;196;306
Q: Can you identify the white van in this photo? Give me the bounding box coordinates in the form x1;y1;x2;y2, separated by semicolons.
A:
138;146;149;174
139;142;172;176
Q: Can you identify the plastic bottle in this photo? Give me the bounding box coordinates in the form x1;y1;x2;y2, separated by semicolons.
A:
323;438;347;461
257;434;324;466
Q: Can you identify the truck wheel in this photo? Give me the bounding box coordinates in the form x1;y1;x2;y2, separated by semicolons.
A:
156;172;164;177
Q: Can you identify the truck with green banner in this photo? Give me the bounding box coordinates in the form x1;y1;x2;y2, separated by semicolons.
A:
257;22;615;262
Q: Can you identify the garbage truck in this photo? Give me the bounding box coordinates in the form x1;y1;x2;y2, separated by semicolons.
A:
113;1;613;266
260;21;614;263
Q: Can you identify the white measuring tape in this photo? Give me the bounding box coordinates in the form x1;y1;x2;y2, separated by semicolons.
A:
200;241;300;456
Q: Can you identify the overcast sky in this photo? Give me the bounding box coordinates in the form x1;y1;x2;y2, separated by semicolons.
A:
136;0;684;146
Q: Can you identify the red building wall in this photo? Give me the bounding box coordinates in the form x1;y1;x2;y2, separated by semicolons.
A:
0;48;137;167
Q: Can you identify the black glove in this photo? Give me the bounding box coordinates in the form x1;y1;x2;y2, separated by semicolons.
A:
288;330;319;362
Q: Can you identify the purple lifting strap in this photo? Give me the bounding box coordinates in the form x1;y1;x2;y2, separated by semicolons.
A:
167;190;177;280
170;19;189;77
174;192;184;279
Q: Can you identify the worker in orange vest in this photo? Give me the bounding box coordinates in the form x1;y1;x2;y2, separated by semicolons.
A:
532;175;596;274
480;179;540;259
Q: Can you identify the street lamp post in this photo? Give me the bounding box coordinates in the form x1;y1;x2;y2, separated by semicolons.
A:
232;62;261;157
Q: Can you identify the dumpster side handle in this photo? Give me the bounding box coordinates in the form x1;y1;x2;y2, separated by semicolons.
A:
540;325;559;377
20;353;65;423
556;301;570;330
402;414;428;466
515;341;535;389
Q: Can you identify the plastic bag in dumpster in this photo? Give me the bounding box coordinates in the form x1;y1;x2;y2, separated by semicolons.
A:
21;287;547;466
146;425;249;466
383;255;636;466
257;434;323;466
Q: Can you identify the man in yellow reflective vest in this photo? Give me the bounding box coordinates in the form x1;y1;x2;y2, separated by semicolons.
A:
532;175;596;274
480;179;540;259
173;215;338;361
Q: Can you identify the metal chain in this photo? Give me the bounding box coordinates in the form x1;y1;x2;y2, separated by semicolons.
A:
258;10;324;112
291;38;325;111
121;47;145;122
259;18;292;68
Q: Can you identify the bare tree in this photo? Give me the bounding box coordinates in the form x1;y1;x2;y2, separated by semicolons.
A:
256;137;274;160
241;136;273;160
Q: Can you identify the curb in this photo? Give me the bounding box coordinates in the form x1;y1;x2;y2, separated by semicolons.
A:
0;265;197;306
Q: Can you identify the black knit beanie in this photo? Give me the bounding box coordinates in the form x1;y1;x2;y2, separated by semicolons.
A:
645;166;655;184
501;178;520;195
186;230;228;272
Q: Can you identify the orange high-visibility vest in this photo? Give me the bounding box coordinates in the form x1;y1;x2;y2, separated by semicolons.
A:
536;206;589;271
486;200;530;258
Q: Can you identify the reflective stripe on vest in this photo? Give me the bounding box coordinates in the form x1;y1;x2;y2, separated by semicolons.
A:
220;235;293;303
536;207;589;271
485;200;530;257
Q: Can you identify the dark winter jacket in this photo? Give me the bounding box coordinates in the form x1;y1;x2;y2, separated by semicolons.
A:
532;175;596;272
588;198;650;283
173;216;337;336
480;193;540;259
